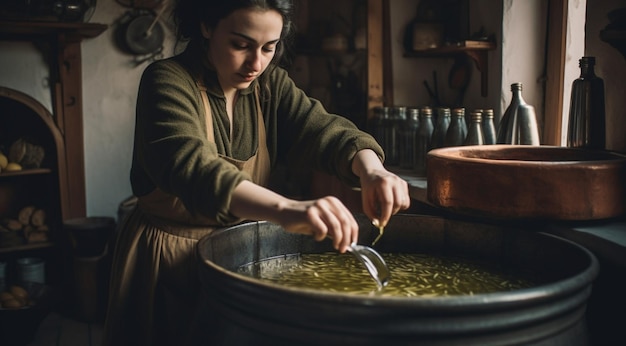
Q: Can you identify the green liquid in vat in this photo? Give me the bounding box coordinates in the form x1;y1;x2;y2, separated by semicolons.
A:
237;253;536;297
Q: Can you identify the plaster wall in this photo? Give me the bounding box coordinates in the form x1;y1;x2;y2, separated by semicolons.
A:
0;0;623;219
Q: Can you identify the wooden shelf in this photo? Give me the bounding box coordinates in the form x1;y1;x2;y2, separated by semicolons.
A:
0;168;52;178
0;20;105;286
403;41;497;97
0;21;107;40
0;241;54;254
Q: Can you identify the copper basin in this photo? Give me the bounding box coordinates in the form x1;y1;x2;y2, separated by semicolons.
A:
427;145;626;220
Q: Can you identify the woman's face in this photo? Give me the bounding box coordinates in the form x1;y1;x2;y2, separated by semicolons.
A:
204;8;283;93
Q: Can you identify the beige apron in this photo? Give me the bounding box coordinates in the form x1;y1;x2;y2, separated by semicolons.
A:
103;83;271;346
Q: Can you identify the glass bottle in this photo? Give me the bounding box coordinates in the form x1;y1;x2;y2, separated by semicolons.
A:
464;111;484;145
468;108;481;129
415;107;434;176
482;109;497;145
431;107;451;149
567;56;606;150
390;106;407;166
380;106;400;166
496;83;540;145
444;108;467;147
371;106;386;149
368;106;382;138
0;261;6;292
372;106;394;165
398;108;420;169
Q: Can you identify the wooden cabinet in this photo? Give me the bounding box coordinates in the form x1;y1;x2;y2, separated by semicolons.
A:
0;21;106;284
288;0;384;130
0;21;107;221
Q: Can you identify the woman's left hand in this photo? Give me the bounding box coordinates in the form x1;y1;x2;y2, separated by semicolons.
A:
359;168;410;227
353;150;410;227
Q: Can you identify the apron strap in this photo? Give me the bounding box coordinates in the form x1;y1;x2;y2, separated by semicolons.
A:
196;81;215;143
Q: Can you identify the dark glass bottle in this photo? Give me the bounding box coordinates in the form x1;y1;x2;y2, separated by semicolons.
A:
390;106;407;166
431;107;451;149
368;106;382;138
496;83;540;145
482;109;497;145
415;107;434;176
567;56;606;150
372;106;395;165
464;111;484;145
444;108;467;147
371;106;386;148
398;108;420;169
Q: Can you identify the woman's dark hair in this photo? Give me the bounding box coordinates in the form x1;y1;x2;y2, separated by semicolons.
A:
172;0;294;92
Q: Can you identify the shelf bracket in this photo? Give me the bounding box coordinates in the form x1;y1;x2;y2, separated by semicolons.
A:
465;49;489;97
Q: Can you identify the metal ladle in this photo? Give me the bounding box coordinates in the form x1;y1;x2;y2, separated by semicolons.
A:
347;242;390;288
346;219;391;288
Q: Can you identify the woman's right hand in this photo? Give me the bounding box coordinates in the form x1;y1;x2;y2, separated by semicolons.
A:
229;181;358;253
275;196;358;253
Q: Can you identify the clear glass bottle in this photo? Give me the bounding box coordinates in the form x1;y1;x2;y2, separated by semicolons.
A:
482;109;497;145
431;107;451;149
444;108;467;147
567;56;606;150
464;111;484;145
496;83;540;145
398;108;420;169
415;107;434;176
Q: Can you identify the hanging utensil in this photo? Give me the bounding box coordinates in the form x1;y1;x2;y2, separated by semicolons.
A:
448;55;472;107
123;12;164;55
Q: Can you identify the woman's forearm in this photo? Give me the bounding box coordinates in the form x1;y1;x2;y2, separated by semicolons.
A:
351;149;385;179
229;180;292;223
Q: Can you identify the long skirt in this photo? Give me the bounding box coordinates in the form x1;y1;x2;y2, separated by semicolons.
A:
101;207;214;346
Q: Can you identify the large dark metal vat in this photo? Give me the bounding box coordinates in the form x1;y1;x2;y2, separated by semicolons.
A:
196;214;598;346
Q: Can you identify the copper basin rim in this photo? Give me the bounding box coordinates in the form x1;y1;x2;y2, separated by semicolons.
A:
426;145;626;220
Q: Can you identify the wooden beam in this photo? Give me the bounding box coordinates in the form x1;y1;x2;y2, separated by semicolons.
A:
543;0;568;145
56;36;87;219
382;0;393;106
367;0;384;117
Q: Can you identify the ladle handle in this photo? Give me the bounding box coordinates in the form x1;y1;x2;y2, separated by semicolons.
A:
145;0;169;37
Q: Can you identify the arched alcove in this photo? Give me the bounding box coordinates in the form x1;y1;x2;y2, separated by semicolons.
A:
0;86;67;247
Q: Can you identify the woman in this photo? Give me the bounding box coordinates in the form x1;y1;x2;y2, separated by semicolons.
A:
103;0;410;345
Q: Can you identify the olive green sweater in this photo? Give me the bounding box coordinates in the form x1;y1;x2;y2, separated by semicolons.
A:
130;44;383;224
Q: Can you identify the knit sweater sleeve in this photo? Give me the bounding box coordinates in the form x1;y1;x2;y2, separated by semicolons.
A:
130;59;250;224
266;67;384;187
